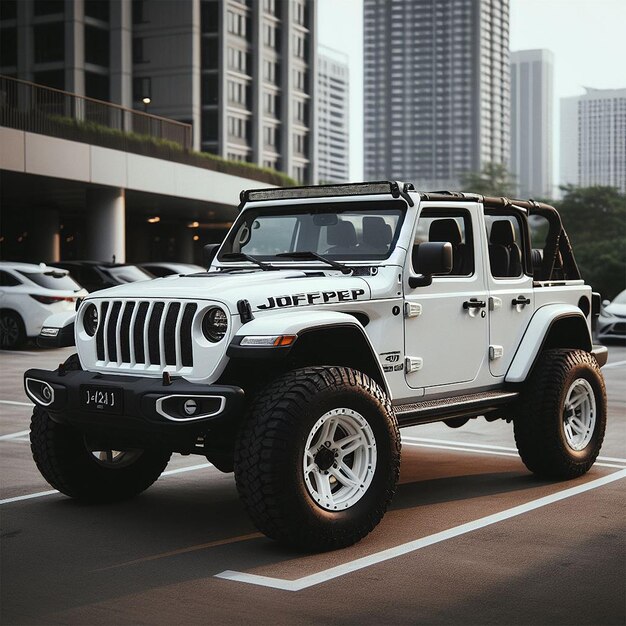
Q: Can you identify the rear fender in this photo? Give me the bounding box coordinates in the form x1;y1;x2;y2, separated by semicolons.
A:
506;304;592;383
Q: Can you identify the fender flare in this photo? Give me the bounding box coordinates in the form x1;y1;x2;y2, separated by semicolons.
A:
506;304;591;383
229;310;390;395
37;311;76;348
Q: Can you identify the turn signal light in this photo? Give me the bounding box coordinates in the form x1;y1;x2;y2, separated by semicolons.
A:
273;335;296;347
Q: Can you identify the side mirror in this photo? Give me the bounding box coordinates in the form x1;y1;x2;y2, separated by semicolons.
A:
203;243;220;267
409;242;453;288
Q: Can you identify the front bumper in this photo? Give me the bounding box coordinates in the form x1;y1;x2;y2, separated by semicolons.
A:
24;367;245;445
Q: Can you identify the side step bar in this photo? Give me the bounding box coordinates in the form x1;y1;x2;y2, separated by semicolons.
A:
394;390;519;428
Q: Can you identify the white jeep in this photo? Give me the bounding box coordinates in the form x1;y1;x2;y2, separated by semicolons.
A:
25;182;608;551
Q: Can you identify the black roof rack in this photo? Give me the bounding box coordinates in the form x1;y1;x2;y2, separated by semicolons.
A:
240;181;412;204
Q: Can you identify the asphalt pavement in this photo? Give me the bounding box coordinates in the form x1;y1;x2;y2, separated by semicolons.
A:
1;344;624;625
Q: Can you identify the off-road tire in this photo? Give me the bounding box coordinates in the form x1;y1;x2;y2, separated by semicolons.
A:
513;349;606;480
234;366;400;551
30;406;171;502
0;310;26;350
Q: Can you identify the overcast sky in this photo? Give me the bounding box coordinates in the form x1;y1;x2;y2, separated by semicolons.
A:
317;0;626;185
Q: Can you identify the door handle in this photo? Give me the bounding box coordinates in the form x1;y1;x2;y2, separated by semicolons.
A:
512;296;531;306
463;298;486;309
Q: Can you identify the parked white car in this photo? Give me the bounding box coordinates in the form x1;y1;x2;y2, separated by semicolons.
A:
0;262;87;349
597;289;626;342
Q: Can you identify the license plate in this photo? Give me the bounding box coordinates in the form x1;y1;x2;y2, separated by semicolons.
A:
80;386;123;414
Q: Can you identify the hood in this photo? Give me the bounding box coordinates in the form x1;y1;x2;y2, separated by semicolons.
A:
85;270;372;314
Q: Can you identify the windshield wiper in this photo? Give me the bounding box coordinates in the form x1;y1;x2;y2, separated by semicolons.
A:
275;252;352;275
221;252;277;271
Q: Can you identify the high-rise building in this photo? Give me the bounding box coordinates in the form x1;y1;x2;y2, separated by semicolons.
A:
560;87;626;193
0;0;318;183
363;0;510;190
510;49;553;198
317;49;349;184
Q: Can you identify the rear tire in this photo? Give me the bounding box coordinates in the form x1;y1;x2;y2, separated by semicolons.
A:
30;407;171;502
234;366;400;551
0;310;26;349
513;349;607;480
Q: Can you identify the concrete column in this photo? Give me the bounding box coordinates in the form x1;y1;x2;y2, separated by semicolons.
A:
16;0;34;81
251;0;263;166
31;210;61;263
110;0;133;108
86;188;126;263
280;0;294;176
65;0;85;96
191;0;202;151
306;0;318;184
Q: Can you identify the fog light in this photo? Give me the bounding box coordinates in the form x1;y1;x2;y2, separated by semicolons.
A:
25;378;55;406
183;398;198;415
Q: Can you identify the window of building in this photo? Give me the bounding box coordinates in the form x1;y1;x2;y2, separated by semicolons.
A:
33;1;64;16
293;132;306;154
227;10;247;37
133;37;147;64
201;1;219;32
132;0;147;24
293;0;306;25
412;209;474;276
263;22;278;48
0;26;17;66
34;22;64;63
292;164;307;182
33;69;64;90
85;24;110;67
263;125;277;147
227;115;247;139
0;1;17;20
85;71;110;102
201;74;218;105
293;34;306;59
294;99;307;124
263;0;276;15
228;47;248;73
263;91;278;116
202;109;218;142
133;76;151;103
84;0;109;22
263;59;277;84
227;79;247;106
202;38;219;69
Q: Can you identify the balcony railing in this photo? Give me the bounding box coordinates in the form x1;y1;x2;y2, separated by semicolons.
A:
0;75;296;187
0;75;192;153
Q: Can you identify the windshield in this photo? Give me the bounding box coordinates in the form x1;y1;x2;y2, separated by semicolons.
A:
18;270;82;291
219;201;406;261
104;265;153;283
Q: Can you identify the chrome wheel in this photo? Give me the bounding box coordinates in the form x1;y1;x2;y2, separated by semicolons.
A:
563;378;596;451
303;408;377;511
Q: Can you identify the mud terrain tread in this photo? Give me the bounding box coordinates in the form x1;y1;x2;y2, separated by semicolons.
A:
30;407;171;502
234;366;400;550
513;349;606;480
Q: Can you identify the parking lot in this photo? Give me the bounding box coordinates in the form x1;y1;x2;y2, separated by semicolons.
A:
1;345;624;625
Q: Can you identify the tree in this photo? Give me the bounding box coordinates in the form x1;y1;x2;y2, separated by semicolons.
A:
460;162;517;197
555;185;626;300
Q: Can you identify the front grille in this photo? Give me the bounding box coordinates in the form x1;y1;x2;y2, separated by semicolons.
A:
95;300;196;369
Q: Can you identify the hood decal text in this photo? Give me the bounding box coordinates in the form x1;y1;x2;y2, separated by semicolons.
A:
257;289;366;310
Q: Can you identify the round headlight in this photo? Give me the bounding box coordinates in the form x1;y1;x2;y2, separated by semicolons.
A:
83;303;98;336
202;307;228;342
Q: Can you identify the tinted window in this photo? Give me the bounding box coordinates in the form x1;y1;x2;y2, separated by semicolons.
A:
412;210;474;276
142;265;172;277
85;25;110;66
18;270;82;291
0;270;22;287
104;266;153;283
34;22;64;63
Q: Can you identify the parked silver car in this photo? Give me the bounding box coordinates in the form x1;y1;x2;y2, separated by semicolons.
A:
596;289;626;342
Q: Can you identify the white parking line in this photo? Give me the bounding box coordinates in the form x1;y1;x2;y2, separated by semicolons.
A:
0;350;41;356
604;359;626;369
0;400;33;407
215;469;626;592
0;461;214;506
0;430;30;441
401;436;626;465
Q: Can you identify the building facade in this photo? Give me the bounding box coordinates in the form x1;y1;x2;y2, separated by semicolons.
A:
510;49;553;199
560;87;626;194
363;0;510;190
0;0;318;183
317;50;349;184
